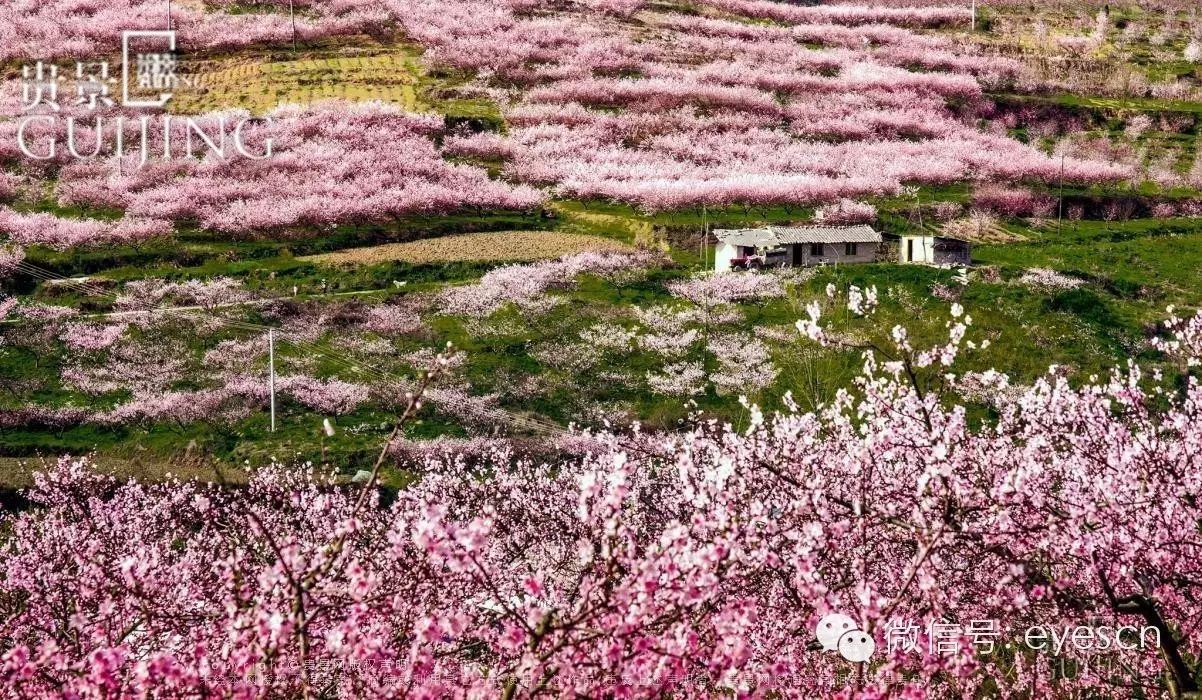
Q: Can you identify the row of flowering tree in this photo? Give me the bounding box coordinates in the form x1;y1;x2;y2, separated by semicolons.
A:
1;0;1129;241
0;0;389;61
0;99;544;245
2;298;1201;697
0;251;662;431
404;0;1127;211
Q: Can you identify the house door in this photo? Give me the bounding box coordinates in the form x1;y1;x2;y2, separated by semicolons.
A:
791;245;802;266
906;239;913;262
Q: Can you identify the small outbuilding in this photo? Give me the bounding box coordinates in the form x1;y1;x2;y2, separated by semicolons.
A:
898;234;972;266
713;225;883;272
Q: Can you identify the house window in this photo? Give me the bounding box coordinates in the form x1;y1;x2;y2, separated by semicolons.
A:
809;243;823;257
845;242;858;256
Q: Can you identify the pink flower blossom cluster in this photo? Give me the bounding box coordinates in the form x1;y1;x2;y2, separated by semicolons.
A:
645;359;706;396
636;326;699;358
14;302;77;322
277;375;372;416
37;103;544;234
58;345;366;424
1012;50;1202;102
5;307;1202;696
59;322;128;352
1187;40;1201;64
0;0;1128;219
425;385;507;428
1149;200;1202;219
700;0;972;28
380;0;1122;211
362;303;425;336
0;0;386;61
1153;306;1202;366
0;296;15;323
668;272;785;307
708;332;777;395
441;251;657;318
114;276;251;311
0;208;170;250
578;322;638;351
813;199;878;225
99;377;268;426
0;172;20;201
0;244;23;277
62;337;191;397
627;301;777;397
0;406;89;430
581;0;645;18
203;337;268;371
1016;267;1085;291
972;184;1056;218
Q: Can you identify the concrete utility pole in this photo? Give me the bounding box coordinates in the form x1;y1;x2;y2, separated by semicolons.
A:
268;329;276;432
290;0;298;50
971;0;977;32
1058;153;1065;235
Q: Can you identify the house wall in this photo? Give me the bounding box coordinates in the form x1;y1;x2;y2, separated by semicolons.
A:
900;236;972;266
900;236;935;264
717;238;883;269
797;242;878;266
714;242;739;272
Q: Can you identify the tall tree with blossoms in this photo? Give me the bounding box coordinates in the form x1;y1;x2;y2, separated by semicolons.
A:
7;293;1202;695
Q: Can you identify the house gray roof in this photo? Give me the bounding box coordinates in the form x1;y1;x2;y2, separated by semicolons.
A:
711;228;780;248
715;225;880;247
771;225;881;244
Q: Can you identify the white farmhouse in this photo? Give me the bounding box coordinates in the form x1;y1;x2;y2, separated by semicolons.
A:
713;225;882;272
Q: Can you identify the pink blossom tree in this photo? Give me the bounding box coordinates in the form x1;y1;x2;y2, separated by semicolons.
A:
3;306;1202;696
0;208;170;250
814;199;878;225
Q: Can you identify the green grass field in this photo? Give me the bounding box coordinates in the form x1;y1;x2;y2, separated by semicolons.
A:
7;204;1200;475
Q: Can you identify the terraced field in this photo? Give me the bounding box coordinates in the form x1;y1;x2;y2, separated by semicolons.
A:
174;49;420;113
169;39;500;124
301;230;632;265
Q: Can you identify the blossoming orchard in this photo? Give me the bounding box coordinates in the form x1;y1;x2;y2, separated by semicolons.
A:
2;0;1202;698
